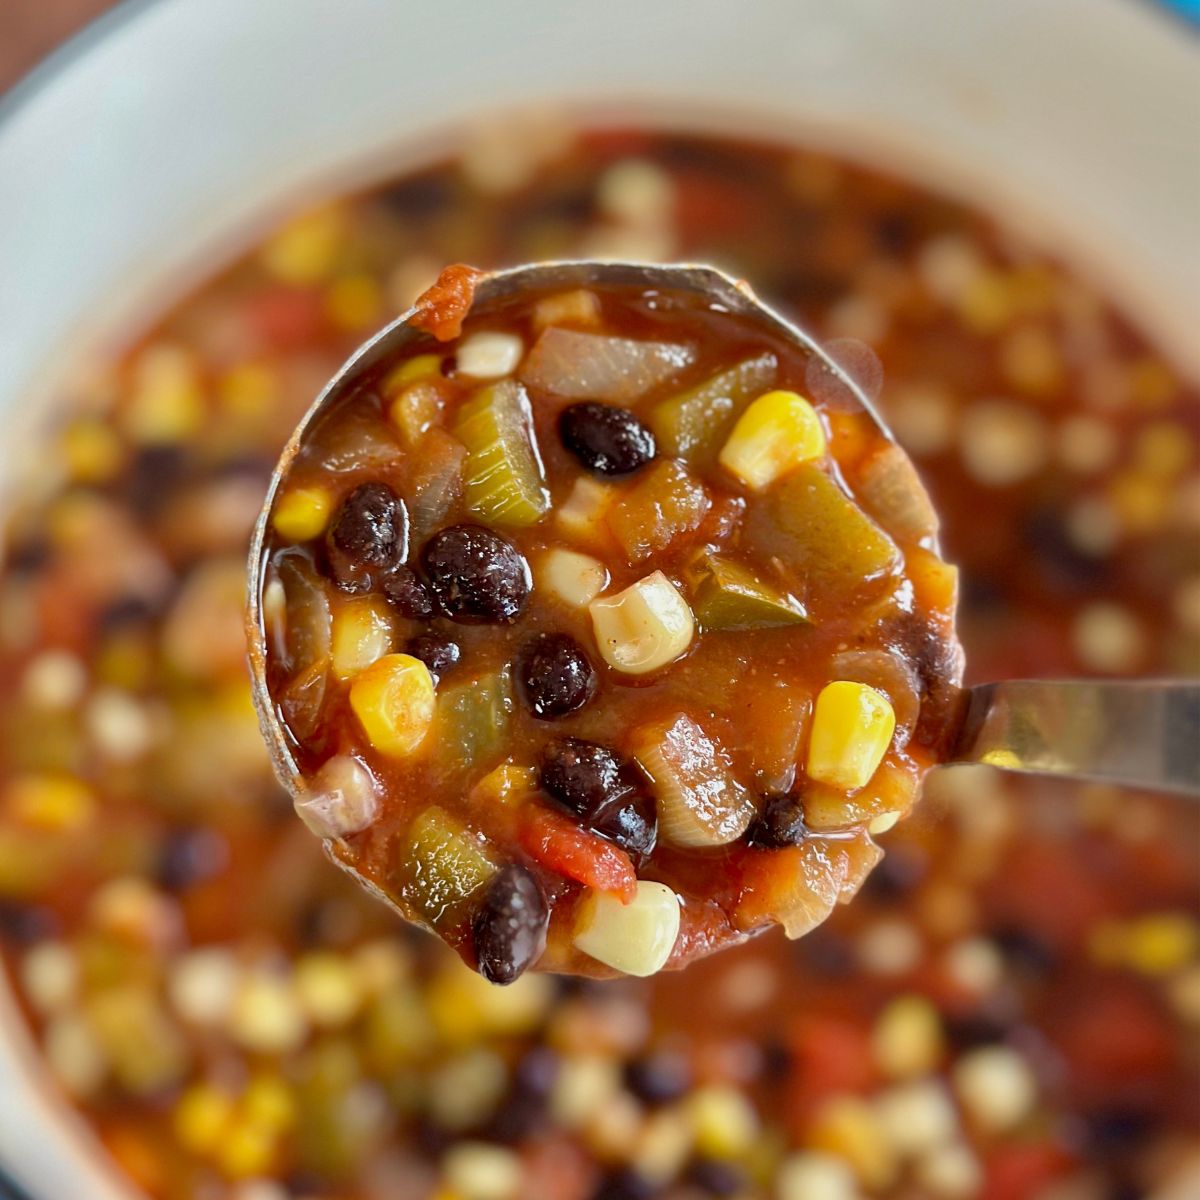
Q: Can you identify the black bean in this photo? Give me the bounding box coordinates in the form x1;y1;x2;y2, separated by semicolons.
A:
405;632;461;677
326;482;409;592
990;926;1059;977
624;1051;692;1105
745;793;807;848
540;737;627;818
473;864;549;985
156;827;229;891
591;1170;655;1200
382;565;435;619
560;403;656;476
863;843;927;900
518;632;597;719
687;1158;746;1196
422;524;530;623
591;792;657;860
0;900;58;944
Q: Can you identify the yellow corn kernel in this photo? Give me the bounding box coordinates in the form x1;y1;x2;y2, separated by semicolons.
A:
173;1083;235;1155
807;681;896;791
122;344;205;444
349;654;436;757
260;205;344;284
382;353;444;396
218;361;277;419
807;1096;898;1191
536;547;609;608
325;272;382;331
387;380;445;445
272;485;333;541
60;419;124;484
589;571;694;676
216;1121;277;1179
6;773;94;832
240;1075;297;1132
573;881;681;977
687;1085;760;1160
718;389;825;489
331;595;396;680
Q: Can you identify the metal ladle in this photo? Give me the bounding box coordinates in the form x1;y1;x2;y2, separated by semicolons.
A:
247;261;1200;837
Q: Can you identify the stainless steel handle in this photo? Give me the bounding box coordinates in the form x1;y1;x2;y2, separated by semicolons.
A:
951;679;1200;796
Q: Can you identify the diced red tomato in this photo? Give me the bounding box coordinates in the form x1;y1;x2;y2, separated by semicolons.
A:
520;808;637;903
981;1140;1073;1200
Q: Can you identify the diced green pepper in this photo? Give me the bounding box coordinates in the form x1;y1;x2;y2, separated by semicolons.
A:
394;806;498;929
436;667;513;773
648;352;777;465
747;463;901;599
454;380;549;528
691;553;809;631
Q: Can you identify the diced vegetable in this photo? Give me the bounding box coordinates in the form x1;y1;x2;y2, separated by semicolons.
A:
573;881;681;976
858;442;940;544
649;352;777;464
589;572;694;675
718;389;826;490
330;596;396;680
276;553;332;675
738;682;812;793
408;428;467;540
606;460;711;564
747;464;901;600
535;548;609;608
690;552;808;631
436;668;513;773
804;760;918;831
521;328;695;402
632;713;754;848
532;289;601;330
829;649;920;748
295;755;378;840
519;808;637;901
456;331;525;380
807;681;896;791
555;476;618;550
348;654;436;758
310;410;402;474
272;486;332;542
454;380;549;528
395;807;498;928
735;833;883;937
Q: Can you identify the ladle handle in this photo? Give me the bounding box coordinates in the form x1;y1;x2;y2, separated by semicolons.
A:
950;679;1200;796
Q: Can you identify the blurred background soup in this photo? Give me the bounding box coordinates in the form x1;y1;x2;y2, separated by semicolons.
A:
0;3;1197;1199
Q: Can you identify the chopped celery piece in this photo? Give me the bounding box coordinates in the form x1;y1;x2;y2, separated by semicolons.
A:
747;464;900;598
436;668;513;773
690;553;809;631
521;327;695;401
648;352;777;464
606;460;710;564
395;806;498;928
454;380;549;528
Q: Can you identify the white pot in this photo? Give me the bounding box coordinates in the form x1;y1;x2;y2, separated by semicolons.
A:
0;1;1195;1196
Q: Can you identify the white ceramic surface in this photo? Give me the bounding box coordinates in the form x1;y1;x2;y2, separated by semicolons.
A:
0;0;1196;1196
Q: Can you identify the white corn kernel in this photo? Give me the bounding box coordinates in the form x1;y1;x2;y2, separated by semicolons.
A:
533;289;602;330
573;880;681;976
456;331;525;380
776;1151;861;1200
953;1046;1037;1132
589;571;694;676
330;595;396;679
537;547;610;608
555;475;617;549
442;1142;523;1200
718;389;825;489
295;755;379;839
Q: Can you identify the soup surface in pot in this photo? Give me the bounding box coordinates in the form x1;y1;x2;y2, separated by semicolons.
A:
0;124;1197;1200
